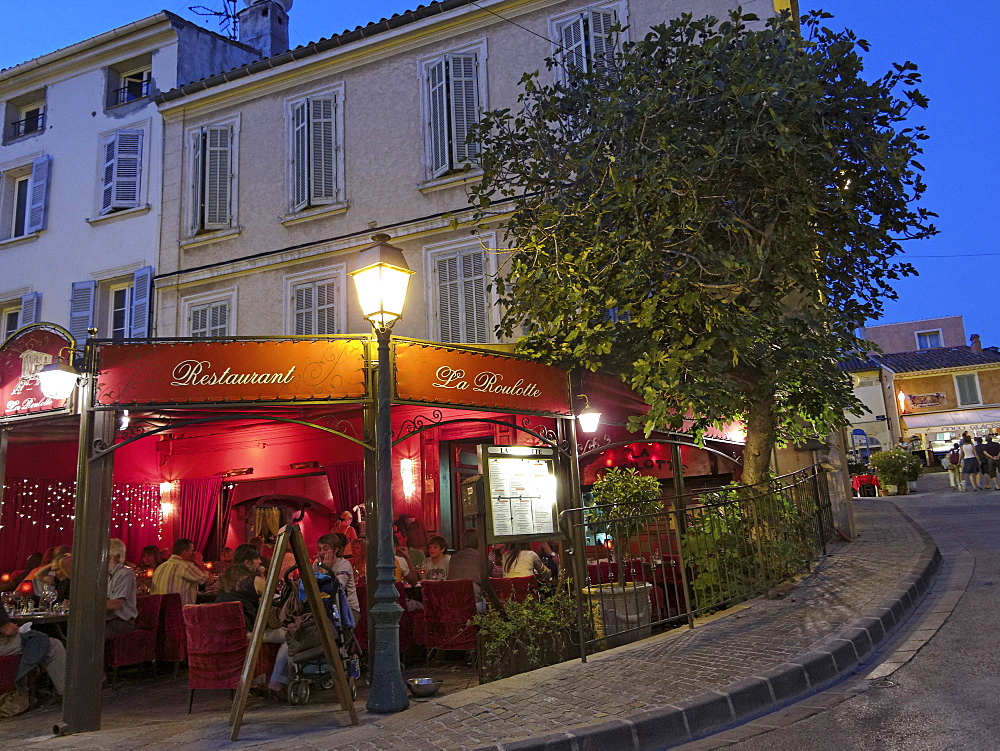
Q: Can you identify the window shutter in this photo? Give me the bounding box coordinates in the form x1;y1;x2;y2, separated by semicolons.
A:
957;375;979;405
293;283;313;335
315;279;337;335
589;10;617;73
190;132;203;234
26;154;51;233
427;57;450;178
291;100;309;212
560;15;587;75
449;54;480;165
309;97;338;204
101;136;116;215
130;266;153;338
19;292;40;326
460;250;489;343
69;280;96;343
436;255;461;343
190;306;209;337
111;130;143;210
209;301;229;337
203;126;232;229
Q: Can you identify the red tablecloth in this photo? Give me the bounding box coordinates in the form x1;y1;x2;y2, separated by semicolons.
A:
851;474;880;491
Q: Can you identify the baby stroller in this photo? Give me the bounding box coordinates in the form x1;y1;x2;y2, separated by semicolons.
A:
277;564;361;705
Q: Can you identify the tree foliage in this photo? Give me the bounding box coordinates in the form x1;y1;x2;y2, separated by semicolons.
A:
468;10;935;484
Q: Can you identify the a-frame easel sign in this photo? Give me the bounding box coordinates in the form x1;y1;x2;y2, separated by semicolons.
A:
229;523;359;740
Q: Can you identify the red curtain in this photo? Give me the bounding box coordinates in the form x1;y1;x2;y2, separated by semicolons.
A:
324;462;364;516
0;477;161;572
179;477;223;556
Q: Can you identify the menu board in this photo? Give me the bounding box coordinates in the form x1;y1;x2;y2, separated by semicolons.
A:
480;445;560;543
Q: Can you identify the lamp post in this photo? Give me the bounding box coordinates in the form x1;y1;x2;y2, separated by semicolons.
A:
349;234;414;714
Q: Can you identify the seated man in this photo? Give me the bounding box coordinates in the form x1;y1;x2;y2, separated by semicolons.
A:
0;552;42;593
106;538;138;640
421;536;451;581
151;538;210;606
0;601;66;698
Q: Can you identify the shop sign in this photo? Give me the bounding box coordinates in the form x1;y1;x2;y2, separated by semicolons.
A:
909;393;945;408
393;341;572;415
479;445;561;544
94;339;367;406
0;326;74;421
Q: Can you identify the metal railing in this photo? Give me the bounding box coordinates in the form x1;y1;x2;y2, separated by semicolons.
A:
7;113;44;140
110;80;151;106
559;465;836;656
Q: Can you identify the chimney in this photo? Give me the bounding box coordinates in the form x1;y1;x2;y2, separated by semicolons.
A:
237;0;290;59
971;334;982;353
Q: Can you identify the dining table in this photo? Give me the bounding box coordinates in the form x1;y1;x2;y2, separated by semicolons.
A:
11;610;70;639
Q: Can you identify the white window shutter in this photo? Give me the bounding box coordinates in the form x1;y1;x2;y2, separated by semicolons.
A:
315;279;337;335
589;10;617;73
309;97;337;204
560;15;587;75
209;301;229;337
449;53;480;165
101;136;116;215
427;57;450;178
436;255;461;343
190;306;209;337
130;266;153;338
460;250;489;343
203;126;232;229
19;292;40;326
69;280;96;343
293;283;313;335
190;132;203;233
26;154;51;233
291;100;309;212
111;130;143;210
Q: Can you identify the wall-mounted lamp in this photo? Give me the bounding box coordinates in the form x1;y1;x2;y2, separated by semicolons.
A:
290;460;320;470
224;467;254;477
897;391;907;414
400;457;416;497
575;394;602;434
160;501;176;519
119;410;130;430
37;360;81;400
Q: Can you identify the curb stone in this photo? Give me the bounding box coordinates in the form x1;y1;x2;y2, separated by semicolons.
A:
485;501;942;751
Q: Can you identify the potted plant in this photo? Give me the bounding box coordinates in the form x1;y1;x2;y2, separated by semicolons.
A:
582;467;662;647
905;453;924;492
868;448;912;495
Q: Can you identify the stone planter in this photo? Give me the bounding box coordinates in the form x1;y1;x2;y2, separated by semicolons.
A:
581;581;653;649
882;483;898;496
477;628;578;683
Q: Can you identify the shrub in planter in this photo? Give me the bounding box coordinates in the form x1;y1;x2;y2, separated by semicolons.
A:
868;449;914;494
474;589;580;683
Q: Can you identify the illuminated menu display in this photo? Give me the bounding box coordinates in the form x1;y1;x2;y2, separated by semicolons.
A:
481;445;559;543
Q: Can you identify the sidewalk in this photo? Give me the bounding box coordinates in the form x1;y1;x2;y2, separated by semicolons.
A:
6;490;941;751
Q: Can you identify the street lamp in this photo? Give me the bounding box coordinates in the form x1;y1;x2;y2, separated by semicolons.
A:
349;233;414;714
575;394;602;434
37;359;81;400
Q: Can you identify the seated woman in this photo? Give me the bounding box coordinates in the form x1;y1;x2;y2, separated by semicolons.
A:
349;537;367;586
139;545;164;571
215;543;289;699
447;528;488;613
315;533;360;623
501;542;552;582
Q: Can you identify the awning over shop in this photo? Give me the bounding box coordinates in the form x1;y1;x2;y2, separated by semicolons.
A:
902;408;1000;433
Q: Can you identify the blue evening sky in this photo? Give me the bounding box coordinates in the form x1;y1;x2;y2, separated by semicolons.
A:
2;1;997;346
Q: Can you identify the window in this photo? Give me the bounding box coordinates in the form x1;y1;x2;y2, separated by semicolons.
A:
287;86;344;213
955;374;981;406
421;43;485;179
550;2;624;78
428;241;494;344
2;305;18;341
915;330;942;349
0;293;36;341
292;279;339;335
3;89;46;142
69;267;152;342
190;300;230;338
101;129;143;215
0;155;50;240
112;68;152;107
189;119;238;234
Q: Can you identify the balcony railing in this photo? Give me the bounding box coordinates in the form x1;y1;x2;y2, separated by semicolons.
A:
7;113;44;140
111;80;151;107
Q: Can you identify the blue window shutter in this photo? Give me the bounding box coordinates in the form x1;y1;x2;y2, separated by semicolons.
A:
20;292;41;326
130;266;153;338
69;280;96;343
26;154;51;233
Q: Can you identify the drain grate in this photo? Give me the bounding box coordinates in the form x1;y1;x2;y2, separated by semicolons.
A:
870;678;897;689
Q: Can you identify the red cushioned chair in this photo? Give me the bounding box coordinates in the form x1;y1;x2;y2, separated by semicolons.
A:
183;602;248;713
354;583;369;653
488;577;514;601
0;654;18;694
507;576;540;602
587;561;618;585
106;594;162;682
420;579;478;653
156;592;186;677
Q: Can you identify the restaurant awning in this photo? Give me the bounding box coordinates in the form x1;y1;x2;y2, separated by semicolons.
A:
902;408;1000;433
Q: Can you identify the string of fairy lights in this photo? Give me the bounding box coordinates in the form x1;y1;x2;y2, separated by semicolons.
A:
0;478;162;535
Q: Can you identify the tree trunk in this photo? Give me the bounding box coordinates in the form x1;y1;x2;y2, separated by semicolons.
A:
742;391;776;487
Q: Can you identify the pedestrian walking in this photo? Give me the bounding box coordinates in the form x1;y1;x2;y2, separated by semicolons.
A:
948;443;964;490
974;437;996;490
960;436;981;491
982;435;1000;490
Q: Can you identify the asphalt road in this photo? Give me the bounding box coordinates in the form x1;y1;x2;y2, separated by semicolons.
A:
714;481;1000;750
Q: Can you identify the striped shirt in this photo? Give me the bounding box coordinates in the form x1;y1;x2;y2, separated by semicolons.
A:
151;555;209;606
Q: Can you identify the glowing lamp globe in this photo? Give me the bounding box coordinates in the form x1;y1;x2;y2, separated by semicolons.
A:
349;234;413;328
577;408;602;434
37;361;80;400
